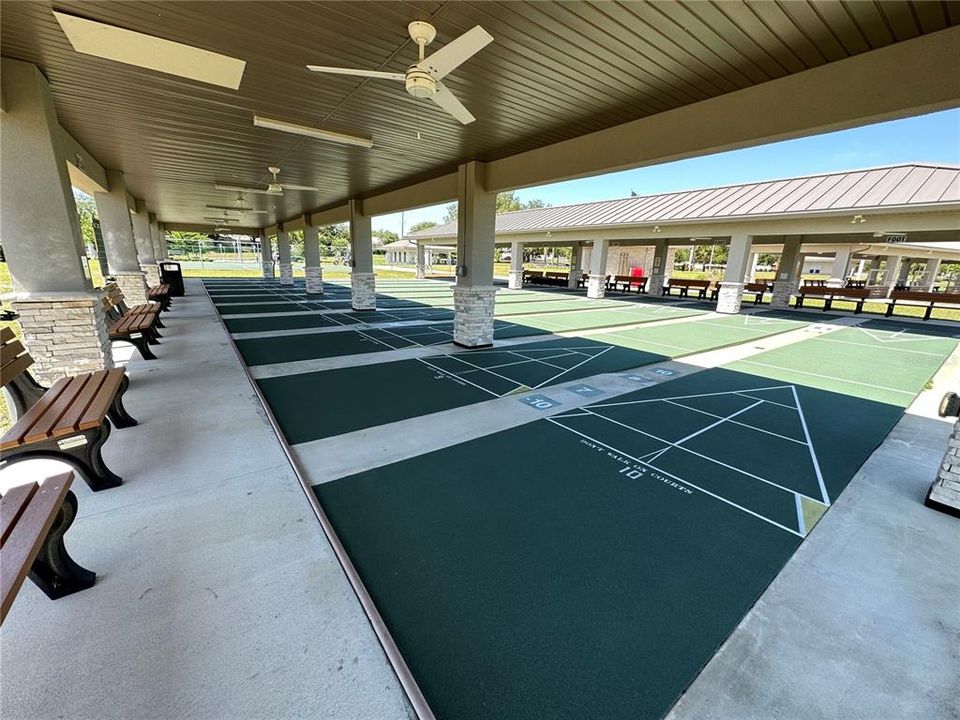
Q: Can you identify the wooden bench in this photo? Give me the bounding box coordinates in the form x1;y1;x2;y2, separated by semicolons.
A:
522;270;568;287
148;283;172;311
576;273;588;289
1;472;95;624
795;285;871;313
606;274;648;294
104;283;164;327
662;278;710;299
743;281;772;305
1;327;136;491
522;270;543;285
101;292;161;360
886;290;960;320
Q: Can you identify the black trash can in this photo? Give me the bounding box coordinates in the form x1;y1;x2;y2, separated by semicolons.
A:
159;261;185;296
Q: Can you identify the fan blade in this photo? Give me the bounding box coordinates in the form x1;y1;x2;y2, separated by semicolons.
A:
431;82;475;124
417;26;493;80
280;183;321;192
214;183;282;196
307;65;405;81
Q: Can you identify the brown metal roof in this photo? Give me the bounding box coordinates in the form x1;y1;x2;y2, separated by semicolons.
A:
2;1;958;227
409;163;960;238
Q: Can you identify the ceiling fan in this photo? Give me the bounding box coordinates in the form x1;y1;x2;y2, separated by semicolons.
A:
206;193;269;214
215;166;319;195
306;22;493;125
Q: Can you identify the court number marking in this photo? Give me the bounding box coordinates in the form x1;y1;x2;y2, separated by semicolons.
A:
520;394;560;410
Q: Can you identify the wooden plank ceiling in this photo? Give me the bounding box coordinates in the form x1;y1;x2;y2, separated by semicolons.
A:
2;0;957;228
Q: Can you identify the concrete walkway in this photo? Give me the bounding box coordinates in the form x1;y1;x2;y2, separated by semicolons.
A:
0;281;413;720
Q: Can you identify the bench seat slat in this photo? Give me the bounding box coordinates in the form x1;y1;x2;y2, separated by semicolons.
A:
0;327;14;344
74;369;125;432
0;339;26;366
55;369;110;435
0;377;72;451
0;474;73;624
23;375;89;445
1;354;34;386
0;484;36;546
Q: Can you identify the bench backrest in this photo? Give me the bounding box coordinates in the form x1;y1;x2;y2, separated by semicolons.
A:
545;272;567;279
670;278;710;288
0;327;33;389
744;282;768;292
891;290;960;303
523;270;543;278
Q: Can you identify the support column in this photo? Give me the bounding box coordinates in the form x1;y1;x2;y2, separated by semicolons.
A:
927;419;960;515
260;231;274;278
587;239;609;299
95;169;149;304
1;58;112;384
717;234;753;314
148;213;164;262
132;199;160;287
829;247;853;286
508;241;523;289
771;235;802;309
157;223;170;261
303;221;323;295
567;244;583;289
747;252;759;282
277;227;293;285
647;239;668;295
924;258;942;291
885;256;907;296
453;162;497;347
416;242;427;279
867;256;885;285
349;199;376;310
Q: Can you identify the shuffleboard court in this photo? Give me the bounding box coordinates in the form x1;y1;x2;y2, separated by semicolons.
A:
223;313;362;334
236;320;548;366
258;337;668;443
309;323;958;720
507;302;705;332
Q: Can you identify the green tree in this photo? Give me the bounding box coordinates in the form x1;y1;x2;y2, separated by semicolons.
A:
73;189;97;250
409;220;437;233
442;192;549;224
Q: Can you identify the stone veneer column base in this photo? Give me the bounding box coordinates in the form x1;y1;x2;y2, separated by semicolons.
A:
141;264;161;288
279;262;293;285
416;264;427;279
770;279;795;309
13;292;113;386
453;286;496;348
305;266;324;294
567;272;581;290
716;281;745;314
586;274;606;299
261;262;274;279
112;271;149;305
647;273;665;296
927;419;960;516
351;272;376;310
508;271;523;290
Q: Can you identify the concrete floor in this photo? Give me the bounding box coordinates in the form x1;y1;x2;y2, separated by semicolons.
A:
2;278;958;720
0;281;413;720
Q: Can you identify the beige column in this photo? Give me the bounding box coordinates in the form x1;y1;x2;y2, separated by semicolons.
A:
717;234;753;314
1;58;112;384
508;242;523;289
277;227;293;285
303;221;323;294
349;199;376;310
586;239;609;299
95;170;149;304
771;236;802;309
647;239;668;295
453;162;497;347
567;244;583;289
132;199;160;286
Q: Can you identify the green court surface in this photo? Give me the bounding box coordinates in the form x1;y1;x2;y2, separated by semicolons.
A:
258;337;669;443
223;312;361;333
310;323;957;720
236;321;547;366
216;301;321;314
507;302;704;332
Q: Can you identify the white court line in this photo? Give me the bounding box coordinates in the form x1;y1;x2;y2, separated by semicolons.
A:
662;399;807;445
533;346;615;389
671;400;764;445
735;360;916;396
791;385;830;505
415;358;502;398
581;408;823;503
734;391;798;411
596;332;691;353
546;417;803;537
795;494;806;536
587;384;798;410
809;335;947;356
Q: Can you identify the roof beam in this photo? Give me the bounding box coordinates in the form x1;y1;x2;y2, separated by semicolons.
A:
485;27;960;192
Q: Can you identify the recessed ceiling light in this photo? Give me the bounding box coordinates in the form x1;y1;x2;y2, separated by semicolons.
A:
253;115;373;148
53;11;246;89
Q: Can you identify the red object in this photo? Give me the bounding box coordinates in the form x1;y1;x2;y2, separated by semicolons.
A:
630;266;645;277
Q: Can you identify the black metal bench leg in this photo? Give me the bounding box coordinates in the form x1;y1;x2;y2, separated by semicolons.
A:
146;328;162;345
77;420;123;490
29;490;96;600
4;372;48;418
925;303;934;321
121;335;157;360
108;374;138;429
154;317;165;329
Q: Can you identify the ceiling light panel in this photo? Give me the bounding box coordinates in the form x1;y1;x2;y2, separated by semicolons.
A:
253;115;373;148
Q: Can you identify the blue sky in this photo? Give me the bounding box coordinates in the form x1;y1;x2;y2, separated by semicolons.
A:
374;107;960;236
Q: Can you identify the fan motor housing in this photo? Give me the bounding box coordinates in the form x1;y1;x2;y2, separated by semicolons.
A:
405;68;436;97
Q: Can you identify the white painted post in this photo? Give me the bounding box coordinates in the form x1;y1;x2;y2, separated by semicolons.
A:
829;247;852;287
717;234;753;314
349;199;376;310
587;239;609;299
508;241;523;289
453;161;497;347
